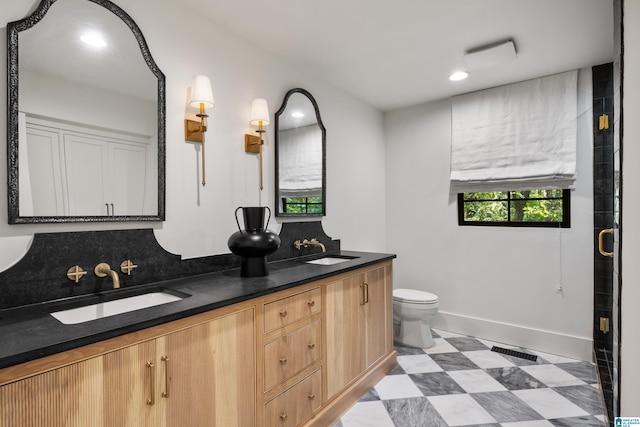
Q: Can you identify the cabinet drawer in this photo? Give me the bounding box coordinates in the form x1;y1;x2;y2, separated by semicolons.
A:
264;319;322;390
264;369;322;427
264;287;321;333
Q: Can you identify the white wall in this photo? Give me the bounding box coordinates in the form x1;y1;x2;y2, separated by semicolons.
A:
385;69;595;361
0;0;387;270
621;0;640;414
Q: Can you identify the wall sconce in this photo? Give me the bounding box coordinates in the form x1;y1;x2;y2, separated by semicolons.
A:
244;98;270;190
185;75;214;186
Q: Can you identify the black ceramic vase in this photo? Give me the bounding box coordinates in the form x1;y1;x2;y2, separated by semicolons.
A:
228;206;281;277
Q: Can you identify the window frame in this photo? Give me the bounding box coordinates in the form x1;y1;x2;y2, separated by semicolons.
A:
457;189;571;228
281;196;323;215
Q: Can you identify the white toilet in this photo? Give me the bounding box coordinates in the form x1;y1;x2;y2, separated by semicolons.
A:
392;288;439;348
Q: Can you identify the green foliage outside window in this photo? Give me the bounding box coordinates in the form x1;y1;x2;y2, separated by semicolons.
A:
283;197;323;214
459;189;569;227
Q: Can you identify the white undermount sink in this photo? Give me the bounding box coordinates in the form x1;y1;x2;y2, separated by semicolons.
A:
306;257;354;265
51;292;185;325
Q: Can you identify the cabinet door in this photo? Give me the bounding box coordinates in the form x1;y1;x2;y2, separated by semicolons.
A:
64;133;109;215
363;265;393;368
0;340;156;427
161;308;255;427
108;142;148;215
325;272;367;398
102;340;158;427
0;357;104;427
23;123;66;216
64;134;149;216
325;265;393;400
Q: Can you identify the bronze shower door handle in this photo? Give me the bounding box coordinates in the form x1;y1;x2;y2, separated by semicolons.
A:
598;228;614;257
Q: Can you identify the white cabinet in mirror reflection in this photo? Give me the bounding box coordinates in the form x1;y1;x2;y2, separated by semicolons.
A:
19;114;156;217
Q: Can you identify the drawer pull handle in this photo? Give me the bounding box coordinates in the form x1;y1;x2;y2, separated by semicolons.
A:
308;393;315;400
307;300;315;307
280;357;288;364
146;361;155;406
308;343;316;349
280;414;288;420
279;310;288;317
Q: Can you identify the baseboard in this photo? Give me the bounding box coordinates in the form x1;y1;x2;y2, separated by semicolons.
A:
431;311;593;361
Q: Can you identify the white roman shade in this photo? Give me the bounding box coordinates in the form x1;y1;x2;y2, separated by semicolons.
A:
450;70;578;193
278;125;323;197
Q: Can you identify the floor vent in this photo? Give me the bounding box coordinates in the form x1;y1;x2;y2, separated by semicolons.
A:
490;346;538;362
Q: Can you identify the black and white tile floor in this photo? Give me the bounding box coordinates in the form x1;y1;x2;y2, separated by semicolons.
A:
333;329;606;427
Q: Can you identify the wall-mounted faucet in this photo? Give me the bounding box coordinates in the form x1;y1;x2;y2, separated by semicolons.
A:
94;263;120;289
294;238;326;253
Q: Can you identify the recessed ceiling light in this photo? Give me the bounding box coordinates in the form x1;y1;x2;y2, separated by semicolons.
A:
449;71;469;81
80;32;107;48
291;112;304;118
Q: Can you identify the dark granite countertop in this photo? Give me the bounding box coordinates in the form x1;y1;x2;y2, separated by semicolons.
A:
0;251;395;370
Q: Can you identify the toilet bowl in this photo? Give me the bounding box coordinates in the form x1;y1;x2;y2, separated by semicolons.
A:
392;288;439;348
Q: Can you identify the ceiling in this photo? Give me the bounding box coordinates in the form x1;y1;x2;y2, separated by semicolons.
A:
183;0;614;111
3;0;615;112
17;0;156;101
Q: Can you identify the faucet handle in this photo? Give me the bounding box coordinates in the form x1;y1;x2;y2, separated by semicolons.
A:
120;260;138;275
294;240;304;250
66;265;87;283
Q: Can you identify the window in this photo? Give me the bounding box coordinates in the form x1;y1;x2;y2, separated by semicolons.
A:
282;197;323;214
458;189;570;228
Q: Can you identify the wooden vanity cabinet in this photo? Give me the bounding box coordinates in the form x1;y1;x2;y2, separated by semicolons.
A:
0;259;395;427
0;307;255;427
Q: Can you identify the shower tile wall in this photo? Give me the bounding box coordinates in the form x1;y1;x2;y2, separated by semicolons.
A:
592;62;615;424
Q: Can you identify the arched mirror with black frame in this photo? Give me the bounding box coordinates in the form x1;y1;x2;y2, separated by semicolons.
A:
7;0;166;224
274;88;326;217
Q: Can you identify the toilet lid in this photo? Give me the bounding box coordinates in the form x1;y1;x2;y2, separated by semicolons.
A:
393;288;439;304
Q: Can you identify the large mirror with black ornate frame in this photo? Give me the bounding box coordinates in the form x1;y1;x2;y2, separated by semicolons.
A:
274;88;326;217
7;0;165;224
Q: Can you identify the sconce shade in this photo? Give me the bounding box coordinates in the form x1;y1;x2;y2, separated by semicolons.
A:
250;98;270;126
189;75;214;109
